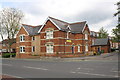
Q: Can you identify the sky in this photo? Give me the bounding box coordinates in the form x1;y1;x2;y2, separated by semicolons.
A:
0;0;119;41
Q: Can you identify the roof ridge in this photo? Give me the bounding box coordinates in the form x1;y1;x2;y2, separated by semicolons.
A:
48;16;69;24
69;21;86;25
22;24;42;28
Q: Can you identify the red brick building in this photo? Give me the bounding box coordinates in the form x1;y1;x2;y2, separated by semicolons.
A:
39;17;91;57
16;17;111;58
0;39;16;53
91;38;111;53
16;24;41;58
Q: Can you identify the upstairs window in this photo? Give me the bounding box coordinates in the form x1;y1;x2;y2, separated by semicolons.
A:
92;39;95;45
85;45;88;51
85;34;88;40
97;33;99;37
20;35;25;42
2;44;6;47
20;46;25;53
32;36;35;41
46;30;53;39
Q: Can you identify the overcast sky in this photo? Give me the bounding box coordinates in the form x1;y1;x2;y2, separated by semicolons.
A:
0;0;119;39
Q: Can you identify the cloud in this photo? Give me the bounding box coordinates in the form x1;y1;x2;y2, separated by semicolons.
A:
1;0;119;34
89;18;117;35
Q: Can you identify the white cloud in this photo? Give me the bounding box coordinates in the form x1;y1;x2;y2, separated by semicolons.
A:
89;18;117;36
1;0;119;35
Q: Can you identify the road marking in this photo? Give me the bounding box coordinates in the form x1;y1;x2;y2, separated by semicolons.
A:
2;73;23;78
77;72;118;78
111;71;119;73
2;64;12;66
77;67;93;70
24;66;48;70
70;72;76;73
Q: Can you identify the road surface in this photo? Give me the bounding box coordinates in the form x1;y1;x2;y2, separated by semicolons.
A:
1;53;119;79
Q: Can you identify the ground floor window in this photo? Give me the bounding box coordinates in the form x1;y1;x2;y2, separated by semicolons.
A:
20;46;25;53
46;44;53;53
32;46;35;52
85;45;88;51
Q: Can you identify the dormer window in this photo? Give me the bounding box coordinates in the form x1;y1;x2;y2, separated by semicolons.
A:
20;35;25;42
46;29;53;39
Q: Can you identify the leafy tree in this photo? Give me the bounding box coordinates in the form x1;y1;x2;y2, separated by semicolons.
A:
0;8;24;56
98;27;109;38
112;1;120;52
112;27;120;42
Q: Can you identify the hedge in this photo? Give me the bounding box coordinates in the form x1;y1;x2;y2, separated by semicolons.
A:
2;53;16;58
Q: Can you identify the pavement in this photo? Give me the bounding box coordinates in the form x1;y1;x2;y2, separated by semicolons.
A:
7;52;119;62
1;52;119;79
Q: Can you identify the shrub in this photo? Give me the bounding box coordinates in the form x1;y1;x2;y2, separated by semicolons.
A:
2;53;16;58
101;50;104;53
32;54;39;56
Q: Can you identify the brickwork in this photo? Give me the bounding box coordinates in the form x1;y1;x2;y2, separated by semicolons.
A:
15;17;111;58
16;27;32;58
40;20;91;56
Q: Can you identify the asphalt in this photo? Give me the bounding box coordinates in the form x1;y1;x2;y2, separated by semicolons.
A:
1;52;119;79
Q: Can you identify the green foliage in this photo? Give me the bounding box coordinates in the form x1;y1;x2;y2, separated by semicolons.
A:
98;27;109;38
112;26;120;42
2;53;16;58
32;54;39;56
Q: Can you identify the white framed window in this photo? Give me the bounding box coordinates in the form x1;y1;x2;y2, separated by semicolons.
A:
78;45;80;52
32;46;35;52
85;45;88;51
20;46;25;53
85;34;88;40
20;35;25;42
32;36;35;41
46;44;53;53
93;32;95;36
92;39;94;45
2;44;6;47
97;33;99;37
46;30;53;39
2;49;7;52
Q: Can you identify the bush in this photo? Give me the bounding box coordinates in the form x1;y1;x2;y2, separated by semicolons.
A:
101;50;104;53
32;54;39;56
2;53;16;58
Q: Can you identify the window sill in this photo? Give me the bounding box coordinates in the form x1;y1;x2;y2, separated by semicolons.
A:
20;52;25;53
20;41;25;42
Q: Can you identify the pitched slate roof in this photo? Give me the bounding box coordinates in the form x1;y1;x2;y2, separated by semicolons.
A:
22;24;42;36
69;21;86;33
48;17;87;33
93;38;109;46
49;17;69;30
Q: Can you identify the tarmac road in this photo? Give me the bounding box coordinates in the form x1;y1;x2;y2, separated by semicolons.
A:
1;52;119;79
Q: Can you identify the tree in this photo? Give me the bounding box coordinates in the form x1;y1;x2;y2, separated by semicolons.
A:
0;8;24;56
98;27;109;38
112;27;120;42
112;1;120;52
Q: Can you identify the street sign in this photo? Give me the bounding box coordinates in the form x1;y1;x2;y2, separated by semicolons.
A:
66;40;72;42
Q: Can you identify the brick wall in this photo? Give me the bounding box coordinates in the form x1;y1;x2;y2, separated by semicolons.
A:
16;27;32;58
40;20;91;56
